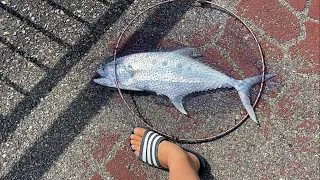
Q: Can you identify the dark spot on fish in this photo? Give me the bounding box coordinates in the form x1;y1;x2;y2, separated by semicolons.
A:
144;85;149;90
162;61;168;66
127;65;132;69
177;64;183;68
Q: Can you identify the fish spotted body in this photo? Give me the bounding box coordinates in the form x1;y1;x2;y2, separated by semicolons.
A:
94;48;273;124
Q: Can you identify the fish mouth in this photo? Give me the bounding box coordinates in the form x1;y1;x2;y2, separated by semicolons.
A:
92;72;101;79
93;77;113;87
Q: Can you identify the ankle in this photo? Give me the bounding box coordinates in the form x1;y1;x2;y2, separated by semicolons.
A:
166;149;189;167
157;141;184;168
167;150;200;172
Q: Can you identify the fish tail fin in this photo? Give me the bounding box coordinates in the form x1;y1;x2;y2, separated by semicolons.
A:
235;74;274;125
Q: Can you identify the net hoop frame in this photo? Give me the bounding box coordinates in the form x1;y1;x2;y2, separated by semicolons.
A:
113;0;266;144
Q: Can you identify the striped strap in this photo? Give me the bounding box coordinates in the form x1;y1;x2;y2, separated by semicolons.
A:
138;130;165;168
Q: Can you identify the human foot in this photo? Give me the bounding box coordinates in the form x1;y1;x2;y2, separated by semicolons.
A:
130;127;203;175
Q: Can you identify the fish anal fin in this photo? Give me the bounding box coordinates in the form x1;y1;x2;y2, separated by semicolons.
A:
170;96;187;115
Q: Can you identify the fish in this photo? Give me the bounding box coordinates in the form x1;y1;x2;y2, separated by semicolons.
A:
94;48;274;125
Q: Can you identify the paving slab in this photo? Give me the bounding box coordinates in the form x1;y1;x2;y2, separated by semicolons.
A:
0;0;319;180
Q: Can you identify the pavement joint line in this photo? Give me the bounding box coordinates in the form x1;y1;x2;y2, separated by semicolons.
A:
0;2;72;48
0;73;30;96
278;0;312;20
0;36;51;73
44;0;92;28
278;0;301;14
304;0;312;14
235;19;278;47
210;41;247;78
236;17;306;53
306;16;320;23
277;0;311;45
211;22;226;41
105;133;130;162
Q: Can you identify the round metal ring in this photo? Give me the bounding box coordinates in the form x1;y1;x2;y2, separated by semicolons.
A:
113;0;266;144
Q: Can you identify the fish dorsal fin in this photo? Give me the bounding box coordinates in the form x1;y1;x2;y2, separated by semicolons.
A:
171;48;200;58
170;95;187;115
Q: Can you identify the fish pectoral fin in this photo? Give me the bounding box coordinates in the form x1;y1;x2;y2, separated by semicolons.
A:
170;96;187;115
171;48;201;58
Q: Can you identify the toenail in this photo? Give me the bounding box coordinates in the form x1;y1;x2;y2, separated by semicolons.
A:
130;145;134;152
133;128;138;134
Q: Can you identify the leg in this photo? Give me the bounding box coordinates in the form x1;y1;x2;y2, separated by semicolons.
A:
130;127;200;180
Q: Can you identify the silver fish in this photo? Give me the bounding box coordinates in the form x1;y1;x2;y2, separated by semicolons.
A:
94;48;273;124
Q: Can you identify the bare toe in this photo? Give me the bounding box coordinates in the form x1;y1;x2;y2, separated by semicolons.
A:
133;127;147;136
130;140;141;146
134;150;140;157
130;134;142;141
131;144;140;151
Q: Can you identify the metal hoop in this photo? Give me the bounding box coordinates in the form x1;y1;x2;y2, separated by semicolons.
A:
113;0;266;144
